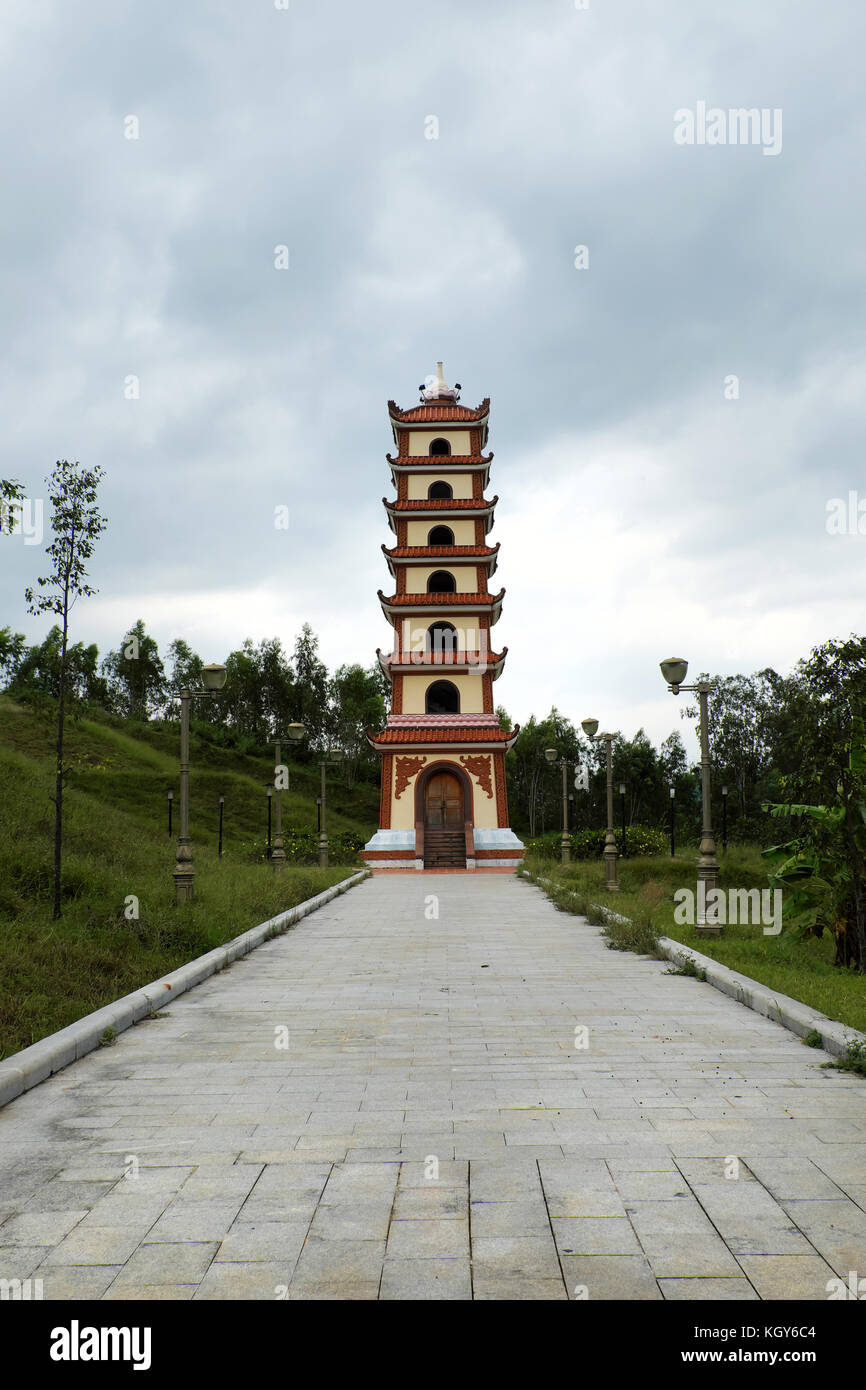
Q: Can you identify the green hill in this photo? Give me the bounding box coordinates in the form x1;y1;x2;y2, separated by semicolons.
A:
0;696;378;1058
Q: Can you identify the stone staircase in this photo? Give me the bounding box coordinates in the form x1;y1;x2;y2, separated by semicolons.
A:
423;828;466;869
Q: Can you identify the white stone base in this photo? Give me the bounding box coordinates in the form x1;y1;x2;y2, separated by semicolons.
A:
472;828;525;852
363;829;415;853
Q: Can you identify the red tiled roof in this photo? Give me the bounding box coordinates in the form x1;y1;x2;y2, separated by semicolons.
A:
383;545;498;559
379;589;504;606
367;724;518;746
378;647;507;667
384;496;498;512
388;399;490;423
386;453;493;467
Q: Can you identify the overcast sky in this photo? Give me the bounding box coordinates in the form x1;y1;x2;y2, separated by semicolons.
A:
2;0;864;759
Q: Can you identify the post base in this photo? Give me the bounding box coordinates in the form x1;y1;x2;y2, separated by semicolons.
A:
173;868;195;903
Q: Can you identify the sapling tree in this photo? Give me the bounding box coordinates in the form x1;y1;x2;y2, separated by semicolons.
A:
25;459;107;920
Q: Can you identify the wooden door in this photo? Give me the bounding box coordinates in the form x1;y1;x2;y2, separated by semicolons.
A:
425;773;463;829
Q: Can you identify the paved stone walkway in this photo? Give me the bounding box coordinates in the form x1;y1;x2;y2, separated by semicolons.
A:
1;874;865;1300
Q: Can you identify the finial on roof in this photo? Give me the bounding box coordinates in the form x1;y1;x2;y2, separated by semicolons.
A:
420;362;461;402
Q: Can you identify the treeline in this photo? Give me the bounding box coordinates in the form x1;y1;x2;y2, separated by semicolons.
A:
504;637;866;853
0;619;388;789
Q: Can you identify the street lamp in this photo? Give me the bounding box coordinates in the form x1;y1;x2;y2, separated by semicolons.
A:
544;747;571;864
582;718;618;891
266;788;273;860
619;782;627;859
659;657;719;935
172;663;227;903
721;784;728;855
319;748;344;868
270;722;306;873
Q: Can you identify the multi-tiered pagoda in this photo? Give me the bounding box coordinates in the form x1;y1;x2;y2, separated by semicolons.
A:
362;365;524;871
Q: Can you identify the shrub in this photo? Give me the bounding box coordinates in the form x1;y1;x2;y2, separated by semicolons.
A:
227;829;365;865
570;825;668;859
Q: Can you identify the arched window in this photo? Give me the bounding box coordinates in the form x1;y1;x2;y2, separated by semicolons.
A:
428;480;452;499
426;622;457;656
426;680;460;714
429;438;451;456
428;524;454;546
427;570;456;593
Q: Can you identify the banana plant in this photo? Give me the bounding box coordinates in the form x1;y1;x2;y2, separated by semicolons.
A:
761;714;866;968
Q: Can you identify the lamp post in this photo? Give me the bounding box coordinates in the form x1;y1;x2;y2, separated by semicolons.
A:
582;718;618;891
173;663;227;903
659;658;719;936
319;748;344;868
266;788;272;860
544;748;571;864
669;785;676;858
721;784;728;854
167;789;173;838
218;795;224;858
619;782;627;859
270;722;305;873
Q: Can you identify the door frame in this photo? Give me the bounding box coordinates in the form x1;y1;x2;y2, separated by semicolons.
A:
414;760;475;865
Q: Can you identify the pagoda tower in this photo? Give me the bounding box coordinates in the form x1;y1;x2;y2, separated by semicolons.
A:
362;364;524;871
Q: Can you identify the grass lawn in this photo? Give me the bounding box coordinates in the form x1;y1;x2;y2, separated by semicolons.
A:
522;845;866;1035
0;696;373;1058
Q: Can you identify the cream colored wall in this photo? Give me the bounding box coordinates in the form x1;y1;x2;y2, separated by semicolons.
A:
405;565;477;595
401;672;485;714
406;473;473;500
406;430;472;456
388;751;497;830
405;518;476;546
398;616;481;651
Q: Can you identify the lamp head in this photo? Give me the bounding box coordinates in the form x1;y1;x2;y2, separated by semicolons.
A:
201;663;227;692
286;722;305;742
544;747;557;763
329;748;344;764
660;657;688;689
619;783;626;795
581;717;599;739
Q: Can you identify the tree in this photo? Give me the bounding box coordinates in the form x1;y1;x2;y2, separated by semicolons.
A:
24;459;107;920
762;637;866;971
165;638;204;719
328;664;386;788
222;638;267;740
508;708;582;836
11;626;106;706
0;627;26;687
682;671;776;818
101;619;166;719
293;623;330;751
611;728;662;826
0;477;24;534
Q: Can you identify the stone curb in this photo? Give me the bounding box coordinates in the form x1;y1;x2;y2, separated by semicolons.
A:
0;869;370;1111
657;936;866;1059
528;873;866;1061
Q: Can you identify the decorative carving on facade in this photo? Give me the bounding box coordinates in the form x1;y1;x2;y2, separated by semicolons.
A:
380;754;393;828
395;754;426;799
459;753;494;799
494;751;509;826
